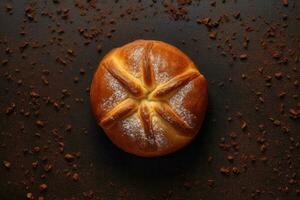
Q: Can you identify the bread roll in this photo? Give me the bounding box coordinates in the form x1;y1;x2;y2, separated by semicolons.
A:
90;40;208;157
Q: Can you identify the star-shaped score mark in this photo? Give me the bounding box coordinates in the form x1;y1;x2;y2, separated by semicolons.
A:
99;56;201;143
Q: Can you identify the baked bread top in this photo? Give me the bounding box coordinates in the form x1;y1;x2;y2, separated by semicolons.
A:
90;40;208;157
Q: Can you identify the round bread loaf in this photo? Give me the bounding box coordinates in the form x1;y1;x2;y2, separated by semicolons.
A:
90;40;208;157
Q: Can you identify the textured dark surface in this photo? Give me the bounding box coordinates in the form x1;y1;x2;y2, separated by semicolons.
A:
0;0;299;200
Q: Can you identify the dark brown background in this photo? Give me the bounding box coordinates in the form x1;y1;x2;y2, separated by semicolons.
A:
0;0;299;199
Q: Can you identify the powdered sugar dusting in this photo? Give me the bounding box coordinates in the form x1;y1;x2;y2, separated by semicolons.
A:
127;47;144;78
121;113;167;148
151;54;170;83
152;116;167;147
122;114;146;141
156;72;170;83
102;72;128;111
169;81;195;127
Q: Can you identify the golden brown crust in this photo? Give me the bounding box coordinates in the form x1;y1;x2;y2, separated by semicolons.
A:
138;103;157;151
90;39;208;157
150;70;199;99
104;59;146;97
154;103;192;132
101;99;138;127
141;42;155;88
